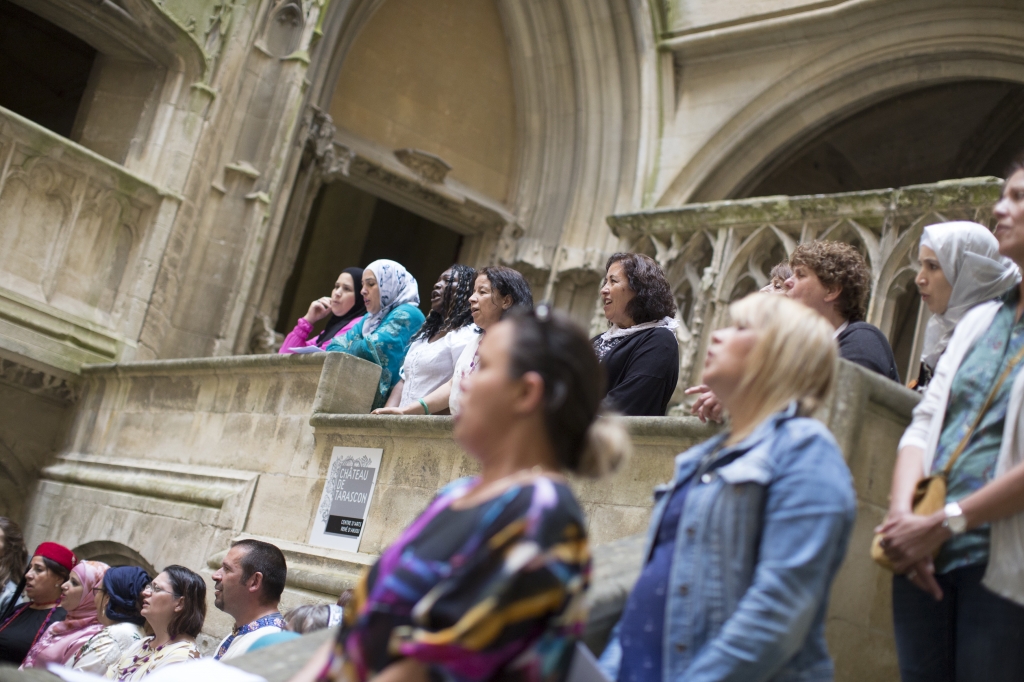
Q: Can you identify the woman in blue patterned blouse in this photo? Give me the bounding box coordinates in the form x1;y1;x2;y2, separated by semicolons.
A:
326;260;425;409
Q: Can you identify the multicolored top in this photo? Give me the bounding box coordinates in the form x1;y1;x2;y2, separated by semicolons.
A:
933;288;1024;573
326;303;425;409
105;636;200;681
320;476;590;682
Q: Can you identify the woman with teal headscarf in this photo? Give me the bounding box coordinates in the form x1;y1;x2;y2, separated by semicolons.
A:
326;260;425;409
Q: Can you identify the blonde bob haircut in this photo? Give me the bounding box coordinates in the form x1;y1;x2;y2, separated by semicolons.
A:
727;293;837;423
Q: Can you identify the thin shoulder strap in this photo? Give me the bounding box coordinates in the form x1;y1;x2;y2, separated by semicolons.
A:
941;342;1024;478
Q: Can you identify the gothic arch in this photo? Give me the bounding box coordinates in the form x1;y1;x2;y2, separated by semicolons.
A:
268;0;655;318
717;225;791;304
73;541;157;576
662;8;1024;203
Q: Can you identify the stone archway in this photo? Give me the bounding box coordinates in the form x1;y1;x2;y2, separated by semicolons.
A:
659;5;1024;204
73;541;157;576
257;0;655;331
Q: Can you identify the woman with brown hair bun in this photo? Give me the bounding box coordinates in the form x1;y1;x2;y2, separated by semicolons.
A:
291;306;630;682
594;252;680;416
0;518;27;617
106;565;206;680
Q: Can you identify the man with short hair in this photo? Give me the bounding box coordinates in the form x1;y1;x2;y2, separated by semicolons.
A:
785;240;900;381
212;539;288;661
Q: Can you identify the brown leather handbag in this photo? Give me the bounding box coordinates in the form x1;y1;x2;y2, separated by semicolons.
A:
871;343;1024;572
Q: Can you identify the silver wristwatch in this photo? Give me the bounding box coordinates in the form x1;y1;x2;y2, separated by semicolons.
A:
943;502;967;535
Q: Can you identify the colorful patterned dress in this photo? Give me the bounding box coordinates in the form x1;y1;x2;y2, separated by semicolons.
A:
320;476;590;682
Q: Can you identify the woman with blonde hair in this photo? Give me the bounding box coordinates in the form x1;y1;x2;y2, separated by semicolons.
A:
599;293;856;682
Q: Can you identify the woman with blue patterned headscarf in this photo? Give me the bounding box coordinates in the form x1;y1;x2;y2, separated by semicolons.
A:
70;566;150;675
326;260;425;409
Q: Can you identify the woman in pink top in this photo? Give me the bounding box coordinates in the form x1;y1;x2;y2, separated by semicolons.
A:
279;267;367;353
22;560;108;669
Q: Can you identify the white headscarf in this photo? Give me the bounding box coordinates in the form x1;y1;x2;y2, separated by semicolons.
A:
919;221;1020;369
361;259;420;334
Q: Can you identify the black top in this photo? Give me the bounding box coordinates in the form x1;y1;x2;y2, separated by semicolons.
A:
0;605;66;665
837;321;900;382
593;327;680;416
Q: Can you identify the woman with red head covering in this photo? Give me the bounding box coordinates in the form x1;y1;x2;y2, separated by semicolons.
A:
0;542;76;665
22;560;109;669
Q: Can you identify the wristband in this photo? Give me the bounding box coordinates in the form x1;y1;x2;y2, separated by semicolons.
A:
418;398;430;415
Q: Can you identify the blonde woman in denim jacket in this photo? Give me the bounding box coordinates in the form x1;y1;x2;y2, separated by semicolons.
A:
598;293;856;682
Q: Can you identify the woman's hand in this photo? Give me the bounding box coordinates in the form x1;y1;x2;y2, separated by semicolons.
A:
902;557;944;601
304;297;333;323
875;510;951;574
684;385;724;423
372;406;411;415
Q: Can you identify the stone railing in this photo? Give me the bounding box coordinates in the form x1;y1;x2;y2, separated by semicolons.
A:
608;177;1004;391
0;106;180;372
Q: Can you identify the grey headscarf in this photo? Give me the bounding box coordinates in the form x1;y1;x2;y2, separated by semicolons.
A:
919;221;1020;370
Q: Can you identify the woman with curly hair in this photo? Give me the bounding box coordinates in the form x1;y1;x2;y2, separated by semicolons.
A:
594;253;680;416
379;265;476;413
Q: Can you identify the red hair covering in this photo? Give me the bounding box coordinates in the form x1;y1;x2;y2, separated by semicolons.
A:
33;543;76;573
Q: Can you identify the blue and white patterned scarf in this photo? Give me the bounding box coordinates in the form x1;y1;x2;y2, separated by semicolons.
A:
362;259;420;335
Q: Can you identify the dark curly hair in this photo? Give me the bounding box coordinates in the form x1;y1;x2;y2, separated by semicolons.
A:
605;253;677;324
479;266;534;317
788;240;870;322
413;264;475;342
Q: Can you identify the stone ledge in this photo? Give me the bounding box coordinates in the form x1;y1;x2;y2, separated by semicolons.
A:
82;352;328;376
42;453;259;509
309;413;720;443
607;177;1002;241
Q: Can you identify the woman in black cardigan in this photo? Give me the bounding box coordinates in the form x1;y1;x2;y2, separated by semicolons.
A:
592;253;680;416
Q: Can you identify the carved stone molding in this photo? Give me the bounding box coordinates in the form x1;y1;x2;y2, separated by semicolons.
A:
0;358;79;404
393;148;452;184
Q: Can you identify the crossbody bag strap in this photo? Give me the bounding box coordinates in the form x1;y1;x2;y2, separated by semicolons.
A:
940;341;1024;479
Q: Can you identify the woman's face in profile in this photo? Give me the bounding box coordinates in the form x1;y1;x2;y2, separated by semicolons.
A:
702;323;759;399
600;262;636;328
362;271;381;314
430;268;455;314
61;571;85;612
915;245;952;315
995;169;1024;265
469;275;506;330
331;272;357;317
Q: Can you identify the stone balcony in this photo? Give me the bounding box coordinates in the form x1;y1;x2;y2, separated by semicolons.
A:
0;106;180;374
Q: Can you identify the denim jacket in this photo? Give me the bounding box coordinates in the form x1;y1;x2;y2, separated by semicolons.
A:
598;403;856;682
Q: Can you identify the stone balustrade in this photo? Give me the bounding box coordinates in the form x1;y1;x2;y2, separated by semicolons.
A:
0;106;180;373
608;177;1004;391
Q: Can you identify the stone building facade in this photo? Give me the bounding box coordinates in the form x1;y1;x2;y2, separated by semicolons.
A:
2;0;1024;675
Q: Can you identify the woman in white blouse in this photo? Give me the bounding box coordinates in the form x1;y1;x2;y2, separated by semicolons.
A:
377;265;476;414
374;266;534;416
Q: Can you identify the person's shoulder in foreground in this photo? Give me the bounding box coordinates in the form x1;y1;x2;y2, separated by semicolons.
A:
837;320;900;382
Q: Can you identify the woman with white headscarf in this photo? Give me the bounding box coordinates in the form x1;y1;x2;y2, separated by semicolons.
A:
913;221;1020;389
326;260;425;409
